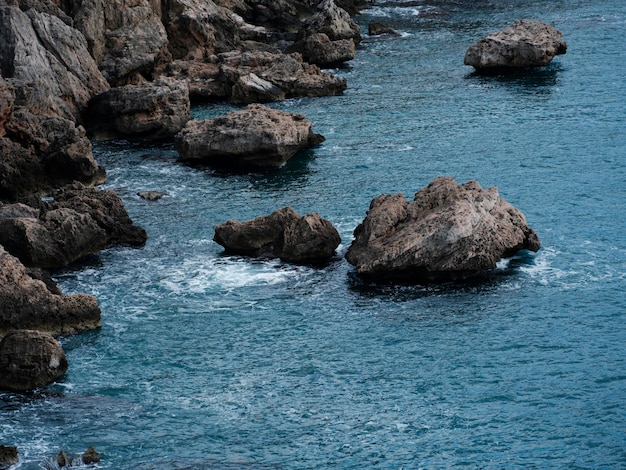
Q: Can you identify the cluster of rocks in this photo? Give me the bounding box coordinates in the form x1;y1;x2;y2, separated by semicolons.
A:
213;177;541;282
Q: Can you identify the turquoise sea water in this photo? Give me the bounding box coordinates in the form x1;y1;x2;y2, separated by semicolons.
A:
2;0;626;468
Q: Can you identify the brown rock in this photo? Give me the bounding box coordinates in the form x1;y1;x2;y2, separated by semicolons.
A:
0;445;18;470
289;0;361;66
0;246;101;337
176;104;324;169
0;183;147;269
88;77;191;139
464;19;567;71
82;446;100;464
0;330;68;391
345;176;541;282
230;73;286;104
368;22;399;37
214;206;341;263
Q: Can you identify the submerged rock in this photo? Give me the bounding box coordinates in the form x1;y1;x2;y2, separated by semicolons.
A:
368;22;399;37
0;330;68;391
345;176;541;283
176;104;324;169
214;206;341;263
0;245;101;338
464;19;567;71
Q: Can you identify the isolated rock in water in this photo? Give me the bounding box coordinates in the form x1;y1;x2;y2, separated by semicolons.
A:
137;191;166;201
289;0;361;66
176;104;324;169
0;246;101;337
368;22;399;36
0;445;18;470
464;19;567;71
0;330;68;391
214;207;341;263
87;77;191;139
0;183;147;269
345;176;541;282
82;446;100;465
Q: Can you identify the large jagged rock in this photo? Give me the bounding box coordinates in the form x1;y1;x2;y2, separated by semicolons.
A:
176;104;324;169
345;177;541;283
0;246;101;337
69;0;170;85
0;2;108;200
87;77;191;139
0;330;68;391
0;183;147;269
214;206;341;263
288;0;361;66
464;19;567;72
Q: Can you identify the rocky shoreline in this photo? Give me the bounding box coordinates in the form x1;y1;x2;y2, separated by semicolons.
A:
0;0;562;463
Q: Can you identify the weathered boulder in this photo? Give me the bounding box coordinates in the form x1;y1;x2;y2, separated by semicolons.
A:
0;245;101;337
87;77;191;139
464;19;567;71
0;183;147;269
345;177;541;283
214;206;341;263
0;446;18;470
69;0;170;85
176;104;324;169
0;330;68;391
289;0;361;66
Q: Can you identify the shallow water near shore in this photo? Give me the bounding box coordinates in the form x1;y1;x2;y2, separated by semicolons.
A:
3;0;626;468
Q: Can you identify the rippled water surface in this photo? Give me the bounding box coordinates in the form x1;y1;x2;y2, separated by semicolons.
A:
2;0;625;468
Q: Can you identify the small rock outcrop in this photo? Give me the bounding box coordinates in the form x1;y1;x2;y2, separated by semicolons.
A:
289;0;361;66
0;184;147;269
368;22;399;37
0;445;18;470
214;206;341;263
0;246;101;337
345;177;541;283
87;77;191;139
0;330;68;391
464;19;567;72
176;104;324;169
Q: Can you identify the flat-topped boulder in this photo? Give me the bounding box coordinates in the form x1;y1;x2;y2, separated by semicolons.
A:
175;104;324;169
464;19;567;72
214;206;341;263
0;330;68;391
345;177;541;283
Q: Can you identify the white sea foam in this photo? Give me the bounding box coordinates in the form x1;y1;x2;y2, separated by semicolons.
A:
160;256;304;295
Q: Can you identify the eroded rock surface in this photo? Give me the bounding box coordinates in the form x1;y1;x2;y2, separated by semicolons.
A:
0;329;68;391
0;246;101;337
464;19;567;71
345;176;541;282
176;104;324;169
0;183;147;269
214;206;341;263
